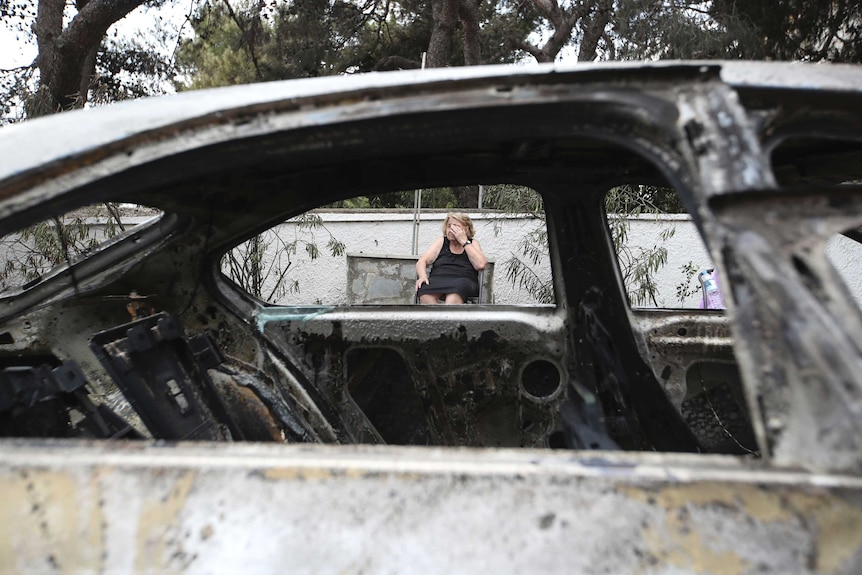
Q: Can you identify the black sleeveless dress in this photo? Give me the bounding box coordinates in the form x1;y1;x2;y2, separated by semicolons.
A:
417;237;479;301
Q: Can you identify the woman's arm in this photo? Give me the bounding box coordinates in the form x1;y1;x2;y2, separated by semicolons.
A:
449;223;488;271
415;237;444;291
463;238;488;271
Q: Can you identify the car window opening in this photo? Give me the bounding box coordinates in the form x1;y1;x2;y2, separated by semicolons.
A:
0;203;164;296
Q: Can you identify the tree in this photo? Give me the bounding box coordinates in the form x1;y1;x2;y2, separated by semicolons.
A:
604;185;678;306
32;0;152;112
711;0;862;63
511;0;613;63
1;0;176;123
483;185;555;303
426;0;482;66
176;0;424;85
175;0;535;84
174;2;265;89
613;0;862;63
5;0;862;125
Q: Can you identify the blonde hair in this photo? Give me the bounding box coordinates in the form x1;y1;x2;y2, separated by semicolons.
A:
442;212;476;238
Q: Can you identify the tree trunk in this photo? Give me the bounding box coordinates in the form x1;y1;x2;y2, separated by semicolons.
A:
578;0;612;62
427;0;483;68
459;0;482;66
454;185;479;208
34;0;147;111
427;0;459;67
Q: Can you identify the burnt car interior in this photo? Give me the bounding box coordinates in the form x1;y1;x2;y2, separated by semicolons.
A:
0;65;860;472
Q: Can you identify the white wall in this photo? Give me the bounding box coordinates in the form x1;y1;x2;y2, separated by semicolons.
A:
250;211;703;307
828;234;862;304
256;211;549;305
2;210;857;309
251;210;862;309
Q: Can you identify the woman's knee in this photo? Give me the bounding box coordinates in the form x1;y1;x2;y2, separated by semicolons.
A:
444;293;465;304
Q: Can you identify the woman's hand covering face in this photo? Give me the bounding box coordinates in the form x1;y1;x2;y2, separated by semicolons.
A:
447;221;468;245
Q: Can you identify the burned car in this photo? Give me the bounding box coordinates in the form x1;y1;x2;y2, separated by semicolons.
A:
1;61;862;572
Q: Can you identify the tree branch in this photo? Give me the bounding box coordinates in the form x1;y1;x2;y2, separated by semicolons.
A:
458;0;482;65
37;0;148;109
373;55;421;71
516;40;544;61
220;0;264;81
35;0;65;71
578;0;612;62
525;0;585;62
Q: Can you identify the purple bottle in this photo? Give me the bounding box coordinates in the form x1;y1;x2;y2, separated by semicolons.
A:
698;269;725;310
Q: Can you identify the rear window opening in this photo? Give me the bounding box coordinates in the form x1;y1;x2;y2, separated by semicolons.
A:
0;203;163;295
771;136;862;187
770;135;862;313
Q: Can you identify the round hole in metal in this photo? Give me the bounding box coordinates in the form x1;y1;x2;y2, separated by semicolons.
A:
521;359;561;399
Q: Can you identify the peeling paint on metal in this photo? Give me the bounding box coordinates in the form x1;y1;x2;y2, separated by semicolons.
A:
619;481;862;574
134;470;197;572
0;468;104;572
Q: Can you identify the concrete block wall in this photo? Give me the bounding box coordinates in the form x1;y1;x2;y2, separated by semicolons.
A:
346;253;495;304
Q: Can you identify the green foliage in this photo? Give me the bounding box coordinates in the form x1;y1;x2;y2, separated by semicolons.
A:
222;211;346;302
0;205;126;291
324;196;372;209
175;0;433;87
710;0;862;63
483;184;544;214
175;2;265;89
482;185;553;304
480;0;542;64
0;66;36;125
486;183;682;306
504;221;554;304
324;188;463;210
5;0;861;125
23;85;60;119
175;0;553;86
605;183;686;214
613;0;861;64
91;37;174;104
675;260;701;306
606;185;679;306
614;0;763;61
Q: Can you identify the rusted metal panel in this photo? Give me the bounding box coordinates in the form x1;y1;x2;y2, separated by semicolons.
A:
1;441;861;574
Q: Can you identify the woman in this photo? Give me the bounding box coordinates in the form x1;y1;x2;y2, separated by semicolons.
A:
415;212;488;304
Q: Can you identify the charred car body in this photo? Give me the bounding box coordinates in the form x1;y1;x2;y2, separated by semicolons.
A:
1;61;862;572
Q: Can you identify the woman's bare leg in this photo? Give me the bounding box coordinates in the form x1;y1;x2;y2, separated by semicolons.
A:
419;293;442;304
444;293;465;304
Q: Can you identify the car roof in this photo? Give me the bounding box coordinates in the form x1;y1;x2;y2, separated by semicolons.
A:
1;60;860;186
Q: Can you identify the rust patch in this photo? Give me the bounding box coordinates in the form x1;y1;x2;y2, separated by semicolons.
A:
134;470;196;572
790;490;862;573
0;468;104;571
618;481;862;573
262;467;408;482
640;520;746;575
